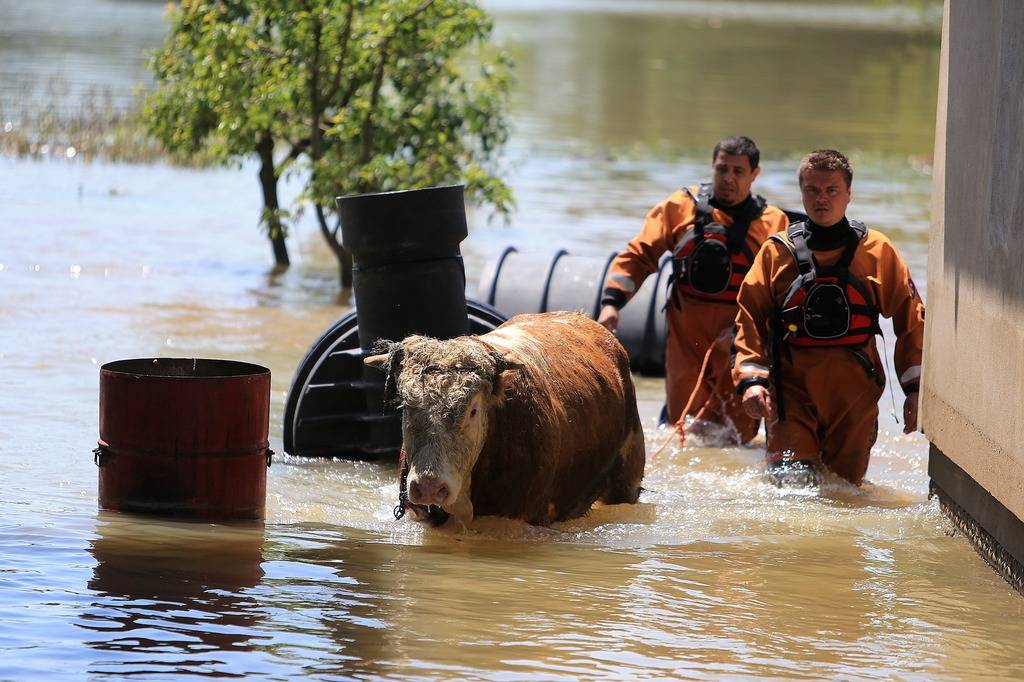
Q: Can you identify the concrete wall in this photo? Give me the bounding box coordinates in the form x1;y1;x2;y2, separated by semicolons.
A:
923;1;1024;536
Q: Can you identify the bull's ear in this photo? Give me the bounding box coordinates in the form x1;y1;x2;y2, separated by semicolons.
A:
490;349;523;400
366;339;405;407
490;349;524;375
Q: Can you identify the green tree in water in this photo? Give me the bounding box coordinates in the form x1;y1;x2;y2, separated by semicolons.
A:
143;0;512;286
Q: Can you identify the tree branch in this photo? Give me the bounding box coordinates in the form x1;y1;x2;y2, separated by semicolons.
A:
359;43;388;166
286;138;311;162
271;138;311;180
309;10;324;159
315;203;344;258
322;2;356;105
400;0;437;27
356;0;436;168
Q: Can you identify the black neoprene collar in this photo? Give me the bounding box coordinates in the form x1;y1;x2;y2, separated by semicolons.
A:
710;193;757;220
804;216;853;250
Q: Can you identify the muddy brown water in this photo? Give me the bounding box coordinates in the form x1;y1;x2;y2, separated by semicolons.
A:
2;1;1022;679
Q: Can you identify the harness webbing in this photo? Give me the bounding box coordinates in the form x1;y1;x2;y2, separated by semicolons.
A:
669;184;766;308
782;219;866;285
686;183;765;257
768;220;880;421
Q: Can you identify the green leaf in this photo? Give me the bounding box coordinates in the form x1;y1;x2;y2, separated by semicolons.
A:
141;0;514;266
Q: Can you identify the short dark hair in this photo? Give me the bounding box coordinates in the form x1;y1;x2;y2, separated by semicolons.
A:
713;135;760;170
798;149;853;189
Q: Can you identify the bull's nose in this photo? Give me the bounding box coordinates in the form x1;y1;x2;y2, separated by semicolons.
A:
409;476;450;506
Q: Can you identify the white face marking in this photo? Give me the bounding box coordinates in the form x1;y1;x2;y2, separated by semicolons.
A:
404;388;494;512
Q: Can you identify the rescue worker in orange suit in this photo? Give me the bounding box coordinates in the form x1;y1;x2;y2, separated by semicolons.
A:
598;135;788;442
734;149;925;486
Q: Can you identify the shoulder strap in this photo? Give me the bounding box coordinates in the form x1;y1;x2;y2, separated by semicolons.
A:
771;225;810;304
696;182;714;218
837;219;868;269
785;221;816;278
753;194;767;214
684;182;715;237
726;194;766;255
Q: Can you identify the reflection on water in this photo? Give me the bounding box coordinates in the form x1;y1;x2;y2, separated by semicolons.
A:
39;497;1023;680
82;515;267;676
2;0;1024;679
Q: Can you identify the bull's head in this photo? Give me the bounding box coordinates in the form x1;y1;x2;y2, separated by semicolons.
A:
365;335;520;525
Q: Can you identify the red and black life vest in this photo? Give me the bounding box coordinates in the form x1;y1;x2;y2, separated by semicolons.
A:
671;183;766;305
772;220;881;347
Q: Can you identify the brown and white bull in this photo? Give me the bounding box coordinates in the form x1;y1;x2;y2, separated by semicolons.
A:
364;311;646;528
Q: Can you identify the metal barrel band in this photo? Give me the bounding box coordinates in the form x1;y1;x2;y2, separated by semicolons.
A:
94;441;272;461
351;254;466;271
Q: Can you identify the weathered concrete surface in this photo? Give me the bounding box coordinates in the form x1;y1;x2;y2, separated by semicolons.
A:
923;1;1024;529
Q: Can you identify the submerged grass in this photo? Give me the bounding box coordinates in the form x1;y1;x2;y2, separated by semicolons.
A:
0;81;216;166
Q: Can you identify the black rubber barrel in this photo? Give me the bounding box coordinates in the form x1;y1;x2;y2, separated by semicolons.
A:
477;247;672;376
339;185;471;345
335;185;471;455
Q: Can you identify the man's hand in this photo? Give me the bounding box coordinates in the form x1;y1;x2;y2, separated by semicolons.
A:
598;304;620;333
903;392;919;434
742;384;774;420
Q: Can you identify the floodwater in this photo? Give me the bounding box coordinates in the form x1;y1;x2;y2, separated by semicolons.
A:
2;0;1023;679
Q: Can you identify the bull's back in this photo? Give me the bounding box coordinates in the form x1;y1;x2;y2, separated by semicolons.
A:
474;312;643;523
484;312;630;391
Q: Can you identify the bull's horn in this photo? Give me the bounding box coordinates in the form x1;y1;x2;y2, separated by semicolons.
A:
366;339;401;370
364;353;388;370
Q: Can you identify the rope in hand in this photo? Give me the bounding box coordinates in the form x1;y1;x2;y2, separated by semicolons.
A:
648;423;682;460
648;331;721;460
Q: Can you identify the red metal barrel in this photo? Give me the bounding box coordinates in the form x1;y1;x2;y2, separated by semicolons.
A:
97;358;271;520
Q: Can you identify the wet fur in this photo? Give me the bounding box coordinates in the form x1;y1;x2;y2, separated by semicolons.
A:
389;312;646;526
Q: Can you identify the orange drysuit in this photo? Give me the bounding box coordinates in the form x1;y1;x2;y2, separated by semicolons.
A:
602;185;788;434
682;327;760;444
732;219;925;484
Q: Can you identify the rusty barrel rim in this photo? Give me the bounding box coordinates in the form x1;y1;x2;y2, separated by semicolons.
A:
101;357;270;379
